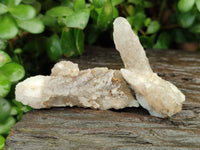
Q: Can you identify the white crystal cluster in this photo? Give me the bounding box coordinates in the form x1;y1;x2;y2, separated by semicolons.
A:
113;17;185;118
15;17;185;118
15;61;139;109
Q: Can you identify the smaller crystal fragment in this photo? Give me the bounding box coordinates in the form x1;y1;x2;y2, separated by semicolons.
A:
113;17;185;117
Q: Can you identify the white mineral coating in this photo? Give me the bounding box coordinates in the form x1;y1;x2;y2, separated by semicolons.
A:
15;61;139;109
113;17;185;118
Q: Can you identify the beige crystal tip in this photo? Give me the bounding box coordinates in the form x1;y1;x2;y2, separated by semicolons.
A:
113;17;185;118
113;17;153;73
15;75;49;109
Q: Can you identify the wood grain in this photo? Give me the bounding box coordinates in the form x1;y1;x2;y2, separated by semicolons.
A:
5;46;200;150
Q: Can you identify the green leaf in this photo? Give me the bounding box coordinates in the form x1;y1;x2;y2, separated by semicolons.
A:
189;23;200;33
15;0;22;5
57;16;68;26
128;0;143;5
97;0;113;30
178;12;196;28
75;29;84;55
113;7;119;18
0;3;8;15
17;18;44;34
20;105;32;113
31;1;41;13
111;0;124;6
85;24;100;44
0;135;5;150
9;4;36;20
126;16;134;27
74;0;86;11
46;34;62;62
126;4;134;16
4;0;22;7
46;6;73;17
22;0;36;4
12;99;32;113
0;51;11;67
66;9;90;29
0;73;11;97
132;12;146;31
153;32;171;49
144;18;151;27
0;116;16;135
139;34;155;48
196;0;200;12
61;0;74;9
41;15;57;27
0;98;11;122
12;99;24;108
14;48;22;54
61;28;78;57
90;9;99;22
0;62;25;82
93;0;106;8
16;111;23;121
10;106;20;116
146;21;160;34
0;39;7;50
144;0;153;8
172;29;186;43
0;15;18;39
178;0;195;13
94;8;101;15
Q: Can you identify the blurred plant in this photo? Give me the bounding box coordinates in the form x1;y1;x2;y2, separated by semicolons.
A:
0;135;5;150
0;0;44;39
0;50;32;149
42;0;122;58
123;0;200;50
1;0;200;148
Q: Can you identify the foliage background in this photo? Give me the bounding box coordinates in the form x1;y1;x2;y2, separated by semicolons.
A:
0;0;200;148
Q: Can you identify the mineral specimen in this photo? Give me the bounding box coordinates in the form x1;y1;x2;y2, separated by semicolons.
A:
15;61;139;109
15;17;185;118
113;17;185;118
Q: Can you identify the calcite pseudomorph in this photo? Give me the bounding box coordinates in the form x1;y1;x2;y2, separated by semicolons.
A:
15;17;185;118
113;17;185;118
15;61;139;109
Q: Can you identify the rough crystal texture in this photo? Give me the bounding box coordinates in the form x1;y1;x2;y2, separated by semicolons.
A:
113;17;185;118
51;61;79;77
15;61;139;109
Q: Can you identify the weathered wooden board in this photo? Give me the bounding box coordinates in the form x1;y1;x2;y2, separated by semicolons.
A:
5;46;200;150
